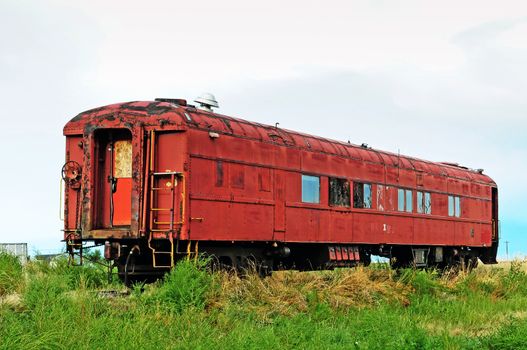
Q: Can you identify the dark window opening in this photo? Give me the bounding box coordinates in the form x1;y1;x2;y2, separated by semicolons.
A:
215;161;223;187
230;164;245;189
353;182;372;209
329;178;350;207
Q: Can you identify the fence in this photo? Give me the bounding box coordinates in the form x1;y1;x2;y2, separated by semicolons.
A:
0;243;28;265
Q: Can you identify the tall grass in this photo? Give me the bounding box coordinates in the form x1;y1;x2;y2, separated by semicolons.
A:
0;252;23;296
144;259;214;313
2;257;527;349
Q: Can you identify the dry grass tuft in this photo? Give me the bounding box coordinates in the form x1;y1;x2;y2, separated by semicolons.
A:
209;267;411;318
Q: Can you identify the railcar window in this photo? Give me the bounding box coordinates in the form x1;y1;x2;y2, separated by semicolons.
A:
114;140;132;178
353;182;372;209
329;178;350;207
425;192;432;214
417;191;432;214
406;190;413;212
397;188;413;212
398;189;405;211
448;195;461;217
302;175;320;204
417;191;424;213
364;184;372;208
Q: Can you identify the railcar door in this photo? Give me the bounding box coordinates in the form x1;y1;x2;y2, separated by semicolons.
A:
93;129;133;228
111;139;132;226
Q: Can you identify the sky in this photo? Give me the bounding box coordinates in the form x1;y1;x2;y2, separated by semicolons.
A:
0;0;525;259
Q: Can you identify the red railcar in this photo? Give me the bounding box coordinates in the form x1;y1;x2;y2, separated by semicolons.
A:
62;98;498;279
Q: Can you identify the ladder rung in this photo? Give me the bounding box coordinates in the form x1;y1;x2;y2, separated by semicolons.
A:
152;187;173;190
151;208;172;211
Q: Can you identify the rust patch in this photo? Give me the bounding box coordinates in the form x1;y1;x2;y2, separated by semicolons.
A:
120;102;174;115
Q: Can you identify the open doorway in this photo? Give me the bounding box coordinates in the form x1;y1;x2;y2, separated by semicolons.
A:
93;129;133;228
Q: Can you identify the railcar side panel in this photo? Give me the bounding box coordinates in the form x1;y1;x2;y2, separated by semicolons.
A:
413;218;454;246
382;214;414;245
285;206;331;242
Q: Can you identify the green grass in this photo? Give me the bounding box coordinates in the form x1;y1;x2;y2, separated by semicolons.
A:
2;252;527;349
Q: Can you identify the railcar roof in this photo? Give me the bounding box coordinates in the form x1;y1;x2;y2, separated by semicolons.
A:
64;100;496;186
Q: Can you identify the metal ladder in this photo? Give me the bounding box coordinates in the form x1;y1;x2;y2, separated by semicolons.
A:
147;171;185;268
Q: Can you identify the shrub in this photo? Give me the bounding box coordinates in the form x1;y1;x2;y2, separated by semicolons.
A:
151;259;214;313
496;260;527;298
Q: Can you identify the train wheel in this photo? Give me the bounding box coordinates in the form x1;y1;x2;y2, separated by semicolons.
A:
462;255;479;272
390;247;413;269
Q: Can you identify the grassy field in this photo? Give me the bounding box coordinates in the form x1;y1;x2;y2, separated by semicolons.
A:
2;253;527;349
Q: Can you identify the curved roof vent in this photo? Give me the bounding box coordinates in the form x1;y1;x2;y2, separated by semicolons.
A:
194;92;219;112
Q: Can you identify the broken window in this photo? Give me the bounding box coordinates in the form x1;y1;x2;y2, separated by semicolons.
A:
424;192;432;214
417;191;424;213
113;140;132;178
353;182;372;209
329;178;350;207
302;175;320;203
417;191;432;214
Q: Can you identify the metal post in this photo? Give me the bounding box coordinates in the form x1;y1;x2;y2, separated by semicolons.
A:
505;240;510;261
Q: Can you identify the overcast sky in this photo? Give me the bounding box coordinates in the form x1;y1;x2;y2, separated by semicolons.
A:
0;0;525;258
